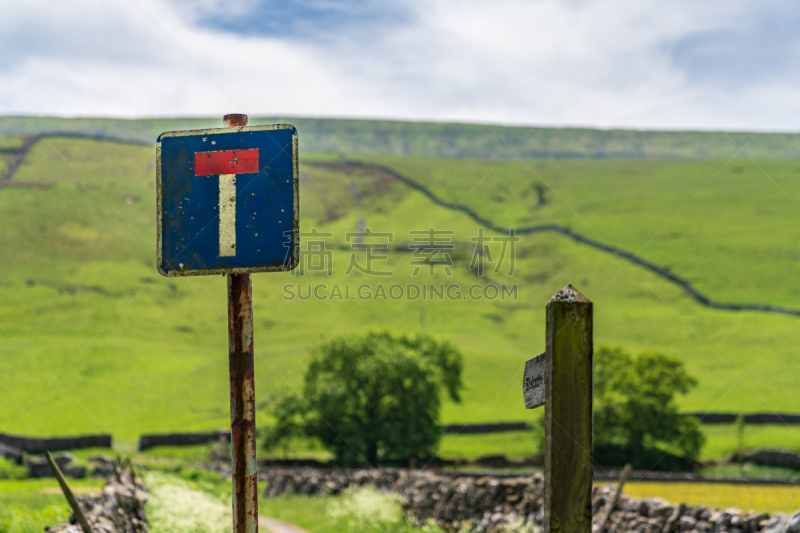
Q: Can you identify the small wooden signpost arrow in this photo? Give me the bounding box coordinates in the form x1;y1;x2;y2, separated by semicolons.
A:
523;284;593;533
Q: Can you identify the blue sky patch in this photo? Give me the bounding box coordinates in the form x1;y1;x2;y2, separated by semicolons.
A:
194;0;411;40
667;3;800;87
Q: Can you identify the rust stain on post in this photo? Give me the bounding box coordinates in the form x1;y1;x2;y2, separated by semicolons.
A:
225;113;258;533
224;114;249;127
229;273;257;533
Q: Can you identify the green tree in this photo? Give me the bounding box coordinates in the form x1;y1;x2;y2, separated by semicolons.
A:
735;413;746;452
531;182;548;206
263;330;463;466
594;346;705;468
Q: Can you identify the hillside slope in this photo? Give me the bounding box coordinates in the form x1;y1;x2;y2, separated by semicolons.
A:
1;134;799;449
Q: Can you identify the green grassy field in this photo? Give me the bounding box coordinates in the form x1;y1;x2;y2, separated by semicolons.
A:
2;126;800;464
622;481;800;514
702;425;800;461
364;155;800;305
0;476;105;533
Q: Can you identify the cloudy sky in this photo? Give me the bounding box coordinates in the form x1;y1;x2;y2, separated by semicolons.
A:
0;0;798;131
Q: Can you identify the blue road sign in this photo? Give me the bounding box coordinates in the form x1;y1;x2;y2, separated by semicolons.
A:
157;124;299;276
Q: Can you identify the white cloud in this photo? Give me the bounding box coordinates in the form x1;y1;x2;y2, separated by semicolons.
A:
0;0;798;131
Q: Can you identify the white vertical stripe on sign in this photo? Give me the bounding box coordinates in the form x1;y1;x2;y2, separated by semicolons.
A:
219;174;237;257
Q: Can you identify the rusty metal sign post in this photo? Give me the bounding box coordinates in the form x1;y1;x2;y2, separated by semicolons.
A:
157;114;299;533
225;113;258;533
523;284;593;533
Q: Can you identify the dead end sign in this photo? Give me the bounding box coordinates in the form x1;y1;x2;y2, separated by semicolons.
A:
157;124;299;277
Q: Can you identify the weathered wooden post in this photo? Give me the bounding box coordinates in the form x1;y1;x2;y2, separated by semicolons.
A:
597;464;631;533
523;284;593;532
45;451;92;533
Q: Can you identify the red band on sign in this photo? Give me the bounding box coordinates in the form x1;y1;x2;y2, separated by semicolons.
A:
194;148;259;176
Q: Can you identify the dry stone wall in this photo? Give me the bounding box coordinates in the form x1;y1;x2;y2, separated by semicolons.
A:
45;467;147;533
261;467;800;533
0;432;111;452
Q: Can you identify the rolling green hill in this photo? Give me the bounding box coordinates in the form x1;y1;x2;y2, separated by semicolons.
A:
1;122;800;459
3;115;800;159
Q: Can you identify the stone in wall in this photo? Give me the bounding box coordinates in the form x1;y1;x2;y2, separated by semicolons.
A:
0;442;22;464
27;452;87;479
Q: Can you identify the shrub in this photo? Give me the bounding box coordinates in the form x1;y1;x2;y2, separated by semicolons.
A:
593;346;705;470
264;330;463;466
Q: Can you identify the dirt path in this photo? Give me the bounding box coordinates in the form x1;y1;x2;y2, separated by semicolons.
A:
259;515;312;533
210;502;312;533
39;486;97;495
